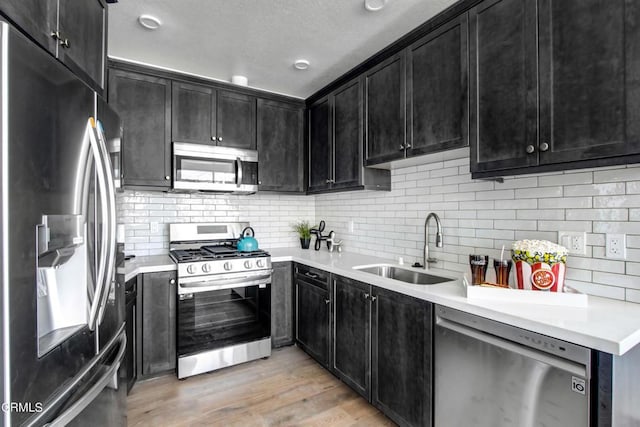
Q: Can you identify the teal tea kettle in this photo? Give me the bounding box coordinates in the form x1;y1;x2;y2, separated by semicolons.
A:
237;227;259;252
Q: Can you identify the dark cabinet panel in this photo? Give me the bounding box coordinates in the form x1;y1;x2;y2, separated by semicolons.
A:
217;90;256;149
332;78;363;190
108;69;172;189
295;264;330;367
140;271;176;378
538;0;640;163
172;82;215;144
271;262;294;348
372;287;431;427
0;0;56;54
365;53;406;165
257;99;305;192
332;276;370;399
57;0;105;92
308;98;331;192
469;0;538;173
407;13;468;156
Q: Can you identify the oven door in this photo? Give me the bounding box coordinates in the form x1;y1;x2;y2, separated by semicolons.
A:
177;281;271;358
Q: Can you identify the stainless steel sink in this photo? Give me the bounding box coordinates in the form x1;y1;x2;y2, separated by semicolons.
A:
353;264;455;285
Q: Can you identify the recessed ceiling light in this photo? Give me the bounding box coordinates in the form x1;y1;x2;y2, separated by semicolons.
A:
138;14;162;30
293;59;310;70
364;0;387;12
231;75;248;86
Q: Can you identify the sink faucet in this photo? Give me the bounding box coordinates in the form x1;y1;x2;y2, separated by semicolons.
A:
423;212;443;270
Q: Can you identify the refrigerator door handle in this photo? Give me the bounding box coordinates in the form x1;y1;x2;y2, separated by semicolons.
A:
86;119;111;331
43;330;127;427
94;121;117;326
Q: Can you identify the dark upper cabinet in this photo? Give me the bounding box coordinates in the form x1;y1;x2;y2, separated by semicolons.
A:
469;0;538;174
308;79;390;194
407;13;469;157
271;262;294;348
294;264;331;368
140;271;176;378
57;0;106;92
364;52;406;165
172;82;215;144
332;275;371;400
172;83;256;149
109;69;172;189
1;0;106;92
257;99;305;193
371;287;432;427
332;78;363;190
308;98;331;193
538;0;640;163
471;0;640;177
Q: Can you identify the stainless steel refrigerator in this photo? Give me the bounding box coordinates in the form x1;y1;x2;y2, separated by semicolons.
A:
0;19;126;426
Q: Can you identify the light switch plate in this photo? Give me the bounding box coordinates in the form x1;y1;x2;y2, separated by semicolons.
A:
558;231;587;256
606;233;626;259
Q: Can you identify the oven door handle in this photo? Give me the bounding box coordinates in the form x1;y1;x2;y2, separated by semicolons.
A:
179;272;272;290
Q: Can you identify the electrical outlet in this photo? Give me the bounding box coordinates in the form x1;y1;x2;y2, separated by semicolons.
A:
606;234;626;259
558;231;587;255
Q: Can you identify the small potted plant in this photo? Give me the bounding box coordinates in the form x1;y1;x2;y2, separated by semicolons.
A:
292;220;313;249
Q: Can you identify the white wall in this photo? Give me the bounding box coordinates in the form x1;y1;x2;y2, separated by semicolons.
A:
316;148;640;303
116;191;315;255
116;147;640;303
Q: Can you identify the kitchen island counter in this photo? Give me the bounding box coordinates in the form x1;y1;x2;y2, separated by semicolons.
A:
270;247;640;356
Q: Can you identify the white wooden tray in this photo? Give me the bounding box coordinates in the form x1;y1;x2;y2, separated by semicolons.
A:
465;284;588;307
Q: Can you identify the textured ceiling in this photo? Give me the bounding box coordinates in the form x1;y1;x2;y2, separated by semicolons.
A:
108;0;457;99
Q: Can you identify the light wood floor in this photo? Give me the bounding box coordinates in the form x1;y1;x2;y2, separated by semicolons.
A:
127;346;395;426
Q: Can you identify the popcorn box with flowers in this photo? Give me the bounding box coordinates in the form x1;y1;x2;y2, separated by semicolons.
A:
512;240;568;292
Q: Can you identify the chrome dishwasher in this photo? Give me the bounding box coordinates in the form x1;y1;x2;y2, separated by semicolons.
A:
434;305;591;427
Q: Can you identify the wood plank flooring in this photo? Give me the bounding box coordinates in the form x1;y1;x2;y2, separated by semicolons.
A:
127;346;395;426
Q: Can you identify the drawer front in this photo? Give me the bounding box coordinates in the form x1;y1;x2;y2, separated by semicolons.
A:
294;263;329;291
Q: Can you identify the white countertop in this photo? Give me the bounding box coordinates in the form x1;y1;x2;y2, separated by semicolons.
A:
121;248;640;356
121;255;176;282
270;247;640;356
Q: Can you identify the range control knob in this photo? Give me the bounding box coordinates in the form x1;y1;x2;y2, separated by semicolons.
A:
256;259;265;268
224;262;233;271
202;263;211;273
186;265;196;274
244;260;253;269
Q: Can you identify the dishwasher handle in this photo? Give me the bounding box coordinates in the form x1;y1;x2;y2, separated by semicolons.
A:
436;317;588;378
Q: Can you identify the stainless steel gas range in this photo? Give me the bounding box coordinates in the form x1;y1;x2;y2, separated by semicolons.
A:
169;223;272;379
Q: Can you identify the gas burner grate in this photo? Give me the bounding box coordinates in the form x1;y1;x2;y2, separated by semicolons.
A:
169;249;218;263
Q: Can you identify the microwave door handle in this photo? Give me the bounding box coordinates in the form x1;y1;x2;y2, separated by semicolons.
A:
236;157;243;187
94;122;118;326
86;119;110;331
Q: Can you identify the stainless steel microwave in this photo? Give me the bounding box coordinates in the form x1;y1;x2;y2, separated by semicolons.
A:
173;142;259;194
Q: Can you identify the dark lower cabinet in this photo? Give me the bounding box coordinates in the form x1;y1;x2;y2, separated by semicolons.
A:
257;99;305;192
140;271;176;378
371;287;432;427
124;277;137;393
332;276;370;399
294;264;331;368
108;69;172;189
271;262;294;348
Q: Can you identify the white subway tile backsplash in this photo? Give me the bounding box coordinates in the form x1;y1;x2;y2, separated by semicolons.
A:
539;197;592;209
564;183;626;197
594;167;640;183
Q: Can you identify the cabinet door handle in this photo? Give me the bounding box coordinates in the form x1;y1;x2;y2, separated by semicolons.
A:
399;144;405;150
60;38;70;49
218;136;223;142
211;136;216;141
165;176;170;180
526;145;535;154
363;293;370;300
405;143;411;149
324;299;331;305
169;279;176;285
539;142;549;152
304;272;318;279
371;295;377;302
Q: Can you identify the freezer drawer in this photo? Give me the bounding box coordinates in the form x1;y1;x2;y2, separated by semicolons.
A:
434;306;591;427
